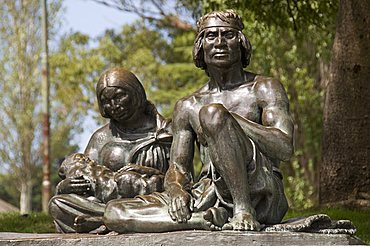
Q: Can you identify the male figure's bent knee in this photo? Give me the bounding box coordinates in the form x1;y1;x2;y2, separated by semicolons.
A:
199;104;231;136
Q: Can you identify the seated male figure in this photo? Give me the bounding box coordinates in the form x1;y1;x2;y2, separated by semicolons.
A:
103;10;294;232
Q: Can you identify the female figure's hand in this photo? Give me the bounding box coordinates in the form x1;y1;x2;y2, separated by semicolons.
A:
56;176;92;195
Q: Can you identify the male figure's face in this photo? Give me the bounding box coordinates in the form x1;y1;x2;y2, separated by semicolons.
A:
203;26;241;68
100;86;136;122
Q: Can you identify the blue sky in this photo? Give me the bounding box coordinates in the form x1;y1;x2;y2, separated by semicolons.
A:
62;0;138;151
62;0;137;38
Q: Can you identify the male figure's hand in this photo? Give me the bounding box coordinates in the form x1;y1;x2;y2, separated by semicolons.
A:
168;186;194;223
56;177;92;195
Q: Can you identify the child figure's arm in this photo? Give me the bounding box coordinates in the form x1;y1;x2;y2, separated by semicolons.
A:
119;163;164;176
114;165;165;198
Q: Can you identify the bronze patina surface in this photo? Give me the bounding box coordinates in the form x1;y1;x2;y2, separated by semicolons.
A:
49;10;356;237
49;68;172;233
103;10;293;233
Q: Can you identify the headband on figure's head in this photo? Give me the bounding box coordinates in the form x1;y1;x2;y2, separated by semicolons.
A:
196;10;244;32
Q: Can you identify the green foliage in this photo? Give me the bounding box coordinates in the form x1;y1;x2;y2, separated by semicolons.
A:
284;159;314;209
0;1;100;211
154;63;206;117
92;21;208;118
0;0;65;212
0;169;49;211
202;0;338;34
0;174;19;207
0;212;54;233
50;31;105;128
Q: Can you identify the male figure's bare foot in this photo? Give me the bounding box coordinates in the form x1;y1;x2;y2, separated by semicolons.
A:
203;207;229;231
222;211;261;231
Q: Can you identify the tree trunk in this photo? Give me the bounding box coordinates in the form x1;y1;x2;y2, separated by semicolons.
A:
20;179;32;215
320;0;370;205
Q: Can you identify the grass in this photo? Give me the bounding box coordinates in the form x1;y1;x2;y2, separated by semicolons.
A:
285;207;370;244
0;208;368;243
0;212;55;233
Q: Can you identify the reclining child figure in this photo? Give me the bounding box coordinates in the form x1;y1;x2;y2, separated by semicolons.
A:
103;10;294;233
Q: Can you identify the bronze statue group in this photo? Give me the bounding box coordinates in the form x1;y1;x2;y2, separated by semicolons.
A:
49;10;294;234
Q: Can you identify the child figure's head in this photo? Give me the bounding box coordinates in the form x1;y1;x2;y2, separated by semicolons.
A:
58;153;96;179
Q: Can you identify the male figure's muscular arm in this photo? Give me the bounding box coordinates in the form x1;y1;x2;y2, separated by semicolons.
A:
164;99;196;223
232;78;294;161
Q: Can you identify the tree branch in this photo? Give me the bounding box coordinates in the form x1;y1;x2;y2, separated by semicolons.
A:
286;0;298;31
89;0;195;31
150;0;165;16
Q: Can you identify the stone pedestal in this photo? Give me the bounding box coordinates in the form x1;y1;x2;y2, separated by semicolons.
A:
0;231;365;246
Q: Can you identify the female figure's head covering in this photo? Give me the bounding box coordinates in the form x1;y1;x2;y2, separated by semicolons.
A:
96;68;147;118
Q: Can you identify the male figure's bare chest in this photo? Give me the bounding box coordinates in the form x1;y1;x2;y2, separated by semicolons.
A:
193;86;261;122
